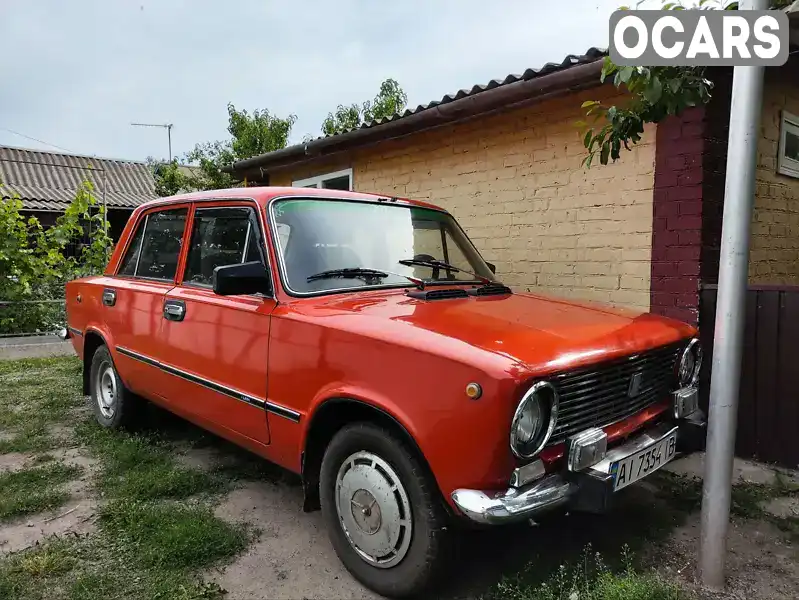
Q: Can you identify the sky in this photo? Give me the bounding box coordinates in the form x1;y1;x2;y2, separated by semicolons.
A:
0;0;636;163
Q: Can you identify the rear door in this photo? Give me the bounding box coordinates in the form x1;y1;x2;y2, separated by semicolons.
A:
157;201;276;444
106;205;189;399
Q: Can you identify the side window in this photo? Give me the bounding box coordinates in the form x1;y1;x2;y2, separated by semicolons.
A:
136;208;188;280
184;206;264;287
118;217;145;276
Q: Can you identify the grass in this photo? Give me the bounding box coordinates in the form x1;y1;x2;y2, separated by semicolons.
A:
0;356;84;454
0;463;82;521
0;534;233;600
0;356;254;600
75;421;227;501
485;547;687;600
99;500;250;570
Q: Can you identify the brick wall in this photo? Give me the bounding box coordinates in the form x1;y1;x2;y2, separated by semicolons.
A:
700;67;733;288
650;108;706;325
271;87;657;312
749;62;799;285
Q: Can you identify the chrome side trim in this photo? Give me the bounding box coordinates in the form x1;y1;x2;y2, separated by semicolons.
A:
67;326;83;338
265;402;301;423
116;346;160;368
158;362;265;409
114;346;300;421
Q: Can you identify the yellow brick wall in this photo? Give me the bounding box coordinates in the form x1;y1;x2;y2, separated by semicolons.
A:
750;69;799;284
271;87;657;311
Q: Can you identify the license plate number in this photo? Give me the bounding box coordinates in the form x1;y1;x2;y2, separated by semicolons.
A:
611;433;677;491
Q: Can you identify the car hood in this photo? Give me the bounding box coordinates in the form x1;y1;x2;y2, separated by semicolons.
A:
296;288;696;377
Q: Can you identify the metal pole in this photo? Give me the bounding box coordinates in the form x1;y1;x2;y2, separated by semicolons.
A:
699;0;767;588
168;124;173;162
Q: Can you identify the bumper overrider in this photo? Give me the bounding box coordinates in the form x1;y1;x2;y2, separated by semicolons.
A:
451;387;706;525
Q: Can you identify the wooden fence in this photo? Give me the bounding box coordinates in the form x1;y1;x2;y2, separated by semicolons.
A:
699;285;799;469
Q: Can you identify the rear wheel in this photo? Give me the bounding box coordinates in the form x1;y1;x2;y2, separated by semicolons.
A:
320;422;450;598
89;345;142;429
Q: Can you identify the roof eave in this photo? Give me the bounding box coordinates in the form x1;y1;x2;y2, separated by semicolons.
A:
228;58;605;180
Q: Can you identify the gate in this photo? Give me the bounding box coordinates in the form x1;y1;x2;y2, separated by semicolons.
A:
700;285;799;469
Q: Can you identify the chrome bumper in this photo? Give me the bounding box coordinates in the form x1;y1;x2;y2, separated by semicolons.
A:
451;413;706;525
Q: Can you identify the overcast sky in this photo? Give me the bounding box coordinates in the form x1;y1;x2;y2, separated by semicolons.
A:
0;0;635;162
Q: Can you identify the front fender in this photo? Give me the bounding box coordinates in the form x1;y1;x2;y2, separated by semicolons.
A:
301;382;421;457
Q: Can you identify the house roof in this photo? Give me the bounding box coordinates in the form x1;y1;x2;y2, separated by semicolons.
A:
320;47;607;138
228;47;607;179
0;145;157;211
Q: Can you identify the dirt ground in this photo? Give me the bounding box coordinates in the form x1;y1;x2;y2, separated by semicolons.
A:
7;430;799;600
3;356;799;599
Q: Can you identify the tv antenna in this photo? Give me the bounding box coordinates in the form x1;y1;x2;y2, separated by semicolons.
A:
131;122;173;161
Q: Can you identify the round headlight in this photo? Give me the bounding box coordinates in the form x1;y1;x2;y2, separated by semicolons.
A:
510;381;558;459
677;338;702;387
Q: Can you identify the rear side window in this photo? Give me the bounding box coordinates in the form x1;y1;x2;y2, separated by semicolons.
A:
117;208;187;280
183;206;264;287
118;219;145;276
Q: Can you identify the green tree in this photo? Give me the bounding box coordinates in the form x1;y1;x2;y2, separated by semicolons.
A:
322;79;408;136
151;104;296;195
0;180;112;333
147;158;189;197
186;104;296;190
581;0;792;167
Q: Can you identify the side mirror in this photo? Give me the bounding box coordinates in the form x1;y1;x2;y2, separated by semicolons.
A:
213;261;272;296
486;261;497;274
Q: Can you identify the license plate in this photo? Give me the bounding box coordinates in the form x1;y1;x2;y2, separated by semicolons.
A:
610;432;677;491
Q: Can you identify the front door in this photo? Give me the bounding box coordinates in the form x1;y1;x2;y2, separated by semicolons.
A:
157;203;275;445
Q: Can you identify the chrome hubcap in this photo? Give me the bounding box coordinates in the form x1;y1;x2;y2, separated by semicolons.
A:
335;451;412;568
96;362;117;419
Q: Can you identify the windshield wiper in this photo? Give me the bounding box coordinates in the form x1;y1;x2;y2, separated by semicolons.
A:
398;258;493;284
307;267;424;289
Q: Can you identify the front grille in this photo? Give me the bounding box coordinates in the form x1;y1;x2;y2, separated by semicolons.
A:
547;342;684;445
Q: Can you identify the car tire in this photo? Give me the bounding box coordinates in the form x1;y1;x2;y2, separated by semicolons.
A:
320;422;450;598
89;345;142;429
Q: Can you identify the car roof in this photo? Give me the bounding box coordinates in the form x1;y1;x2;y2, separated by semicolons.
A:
135;186;447;213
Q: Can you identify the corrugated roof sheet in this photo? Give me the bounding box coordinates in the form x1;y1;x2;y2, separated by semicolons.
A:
319;47;607;139
0;145;157;211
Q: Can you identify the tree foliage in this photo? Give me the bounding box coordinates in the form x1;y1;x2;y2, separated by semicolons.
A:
322;79;408;136
0;181;112;334
147;158;187;197
581;0;791;167
150;103;297;195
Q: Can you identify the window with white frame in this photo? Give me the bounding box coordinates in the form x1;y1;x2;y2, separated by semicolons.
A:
778;111;799;179
293;168;353;190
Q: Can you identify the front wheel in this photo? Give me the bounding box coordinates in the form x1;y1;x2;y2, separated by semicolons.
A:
320;423;450;598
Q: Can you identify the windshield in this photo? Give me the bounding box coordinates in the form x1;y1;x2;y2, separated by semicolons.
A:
271;199;495;294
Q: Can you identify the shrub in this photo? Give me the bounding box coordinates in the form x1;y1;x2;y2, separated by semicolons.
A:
0;181;112;334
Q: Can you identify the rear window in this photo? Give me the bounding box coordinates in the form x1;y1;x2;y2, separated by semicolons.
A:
117;208;187;281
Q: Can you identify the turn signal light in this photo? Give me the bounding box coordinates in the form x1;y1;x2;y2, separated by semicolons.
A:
673;387;699;419
566;428;608;472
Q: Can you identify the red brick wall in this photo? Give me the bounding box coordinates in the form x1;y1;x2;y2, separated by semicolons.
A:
650;107;706;325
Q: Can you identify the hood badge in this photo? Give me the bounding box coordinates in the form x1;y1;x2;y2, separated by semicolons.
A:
627;372;643;398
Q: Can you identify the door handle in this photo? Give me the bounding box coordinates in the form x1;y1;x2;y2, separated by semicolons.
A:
102;288;116;307
163;300;186;322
